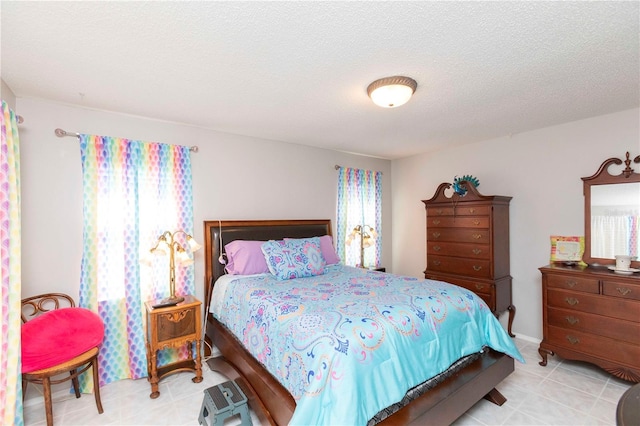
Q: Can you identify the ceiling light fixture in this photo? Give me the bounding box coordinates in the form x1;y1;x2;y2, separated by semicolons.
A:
367;76;417;108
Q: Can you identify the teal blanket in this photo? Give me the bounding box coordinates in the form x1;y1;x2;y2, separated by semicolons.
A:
214;265;523;425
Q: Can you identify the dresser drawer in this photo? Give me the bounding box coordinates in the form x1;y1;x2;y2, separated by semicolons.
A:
427;206;490;217
425;274;494;307
547;307;640;345
602;280;640;301
439;275;493;297
427;256;491;278
427;216;489;229
547;288;640;322
546;325;640;368
428;228;490;244
546;274;599;293
426;241;491;260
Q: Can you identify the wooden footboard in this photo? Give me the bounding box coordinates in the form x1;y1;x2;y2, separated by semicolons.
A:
206;315;514;426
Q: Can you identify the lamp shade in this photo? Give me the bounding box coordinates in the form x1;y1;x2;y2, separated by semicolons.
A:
187;235;202;252
367;76;417;108
151;239;169;256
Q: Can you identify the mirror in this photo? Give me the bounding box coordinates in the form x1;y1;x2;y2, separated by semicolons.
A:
583;152;640;267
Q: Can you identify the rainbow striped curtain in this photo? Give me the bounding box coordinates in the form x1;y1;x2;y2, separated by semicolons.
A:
0;100;23;425
336;167;382;268
79;135;194;389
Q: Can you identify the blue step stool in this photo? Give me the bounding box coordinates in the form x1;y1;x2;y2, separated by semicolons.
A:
199;380;252;426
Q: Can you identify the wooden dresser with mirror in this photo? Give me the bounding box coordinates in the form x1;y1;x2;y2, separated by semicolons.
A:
539;152;640;382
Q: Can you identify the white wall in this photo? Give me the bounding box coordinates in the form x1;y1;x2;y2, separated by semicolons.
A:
16;96;640;340
1;79;17;108
17;98;392;305
391;108;640;340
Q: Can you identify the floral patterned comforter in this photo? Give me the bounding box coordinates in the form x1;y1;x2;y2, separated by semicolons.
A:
212;265;523;425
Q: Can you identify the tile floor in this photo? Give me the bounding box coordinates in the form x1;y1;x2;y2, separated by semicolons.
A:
22;338;632;425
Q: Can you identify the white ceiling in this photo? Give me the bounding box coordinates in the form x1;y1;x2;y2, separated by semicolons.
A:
2;1;638;160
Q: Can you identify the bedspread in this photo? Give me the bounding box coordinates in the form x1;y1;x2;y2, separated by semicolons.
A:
212;265;523;425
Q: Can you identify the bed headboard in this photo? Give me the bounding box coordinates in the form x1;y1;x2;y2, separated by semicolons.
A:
203;219;332;306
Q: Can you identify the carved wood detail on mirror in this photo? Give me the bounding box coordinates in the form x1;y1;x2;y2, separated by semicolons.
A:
583;151;640;268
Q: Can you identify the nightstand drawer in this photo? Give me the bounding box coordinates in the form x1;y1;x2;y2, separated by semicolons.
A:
157;308;197;342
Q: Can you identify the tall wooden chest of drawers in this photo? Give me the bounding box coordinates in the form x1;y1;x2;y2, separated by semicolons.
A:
422;182;515;336
539;264;640;382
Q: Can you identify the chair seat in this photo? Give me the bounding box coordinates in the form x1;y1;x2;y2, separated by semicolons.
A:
21;307;104;373
22;347;100;377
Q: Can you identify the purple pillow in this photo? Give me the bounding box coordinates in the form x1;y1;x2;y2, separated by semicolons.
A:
286;235;341;265
224;240;270;275
319;235;341;265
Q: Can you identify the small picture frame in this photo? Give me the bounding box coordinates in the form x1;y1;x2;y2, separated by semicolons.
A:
550;236;585;265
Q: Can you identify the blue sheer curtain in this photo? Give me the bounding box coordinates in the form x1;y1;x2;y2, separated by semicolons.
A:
336;167;382;268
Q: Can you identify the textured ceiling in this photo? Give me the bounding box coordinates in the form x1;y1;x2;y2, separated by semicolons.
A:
2;1;638;159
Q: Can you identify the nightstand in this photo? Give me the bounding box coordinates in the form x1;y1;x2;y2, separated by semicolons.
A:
144;295;203;398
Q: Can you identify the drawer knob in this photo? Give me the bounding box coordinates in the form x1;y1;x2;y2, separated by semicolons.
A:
565;280;577;288
433;245;441;251
472;219;480;225
469;208;476;213
566;336;580;345
475;284;485;290
473;265;482;271
436;209;443;216
471;234;482;240
616;287;632;296
432;219;441;225
565;316;580;325
472;248;482;255
432;232;441;239
433;260;441;266
565;297;579;306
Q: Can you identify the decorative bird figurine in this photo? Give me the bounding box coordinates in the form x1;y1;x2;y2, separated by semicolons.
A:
452;175;480;196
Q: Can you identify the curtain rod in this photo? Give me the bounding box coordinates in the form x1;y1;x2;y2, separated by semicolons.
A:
334;164;383;174
54;128;199;153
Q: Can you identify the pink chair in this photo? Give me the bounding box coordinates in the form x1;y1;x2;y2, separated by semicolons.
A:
21;293;105;426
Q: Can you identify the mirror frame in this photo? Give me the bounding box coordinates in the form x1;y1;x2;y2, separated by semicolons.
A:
582;152;640;267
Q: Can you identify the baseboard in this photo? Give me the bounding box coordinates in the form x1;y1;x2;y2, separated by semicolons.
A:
513;333;541;344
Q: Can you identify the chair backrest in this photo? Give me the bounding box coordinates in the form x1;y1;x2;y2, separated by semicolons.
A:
21;293;75;323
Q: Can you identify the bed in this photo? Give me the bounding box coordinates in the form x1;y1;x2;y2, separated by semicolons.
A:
203;219;522;425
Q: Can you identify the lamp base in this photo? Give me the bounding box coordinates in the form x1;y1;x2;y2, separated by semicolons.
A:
152;295;185;309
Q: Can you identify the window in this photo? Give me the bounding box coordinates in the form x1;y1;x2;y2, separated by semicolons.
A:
336;167;382;268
